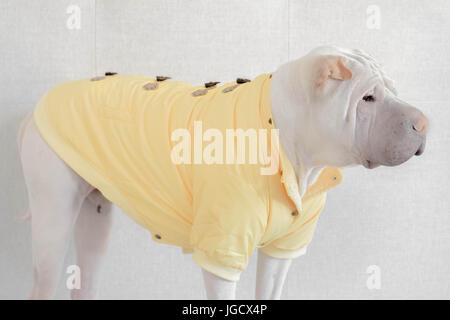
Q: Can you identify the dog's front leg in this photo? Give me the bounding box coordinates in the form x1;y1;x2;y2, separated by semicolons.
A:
255;250;292;299
202;269;237;299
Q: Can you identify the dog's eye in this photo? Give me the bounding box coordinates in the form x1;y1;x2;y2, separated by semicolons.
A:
362;95;375;102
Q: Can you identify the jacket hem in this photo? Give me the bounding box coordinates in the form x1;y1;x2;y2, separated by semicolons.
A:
33;103;147;229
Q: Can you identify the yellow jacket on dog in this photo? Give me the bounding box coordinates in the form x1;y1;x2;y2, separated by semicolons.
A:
34;73;342;281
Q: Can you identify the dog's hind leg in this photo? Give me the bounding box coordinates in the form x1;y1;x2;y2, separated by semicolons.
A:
20;118;93;299
71;189;113;300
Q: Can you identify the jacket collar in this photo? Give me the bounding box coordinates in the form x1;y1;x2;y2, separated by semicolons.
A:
279;147;343;214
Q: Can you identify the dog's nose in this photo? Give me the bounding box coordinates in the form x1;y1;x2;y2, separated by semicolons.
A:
413;115;429;133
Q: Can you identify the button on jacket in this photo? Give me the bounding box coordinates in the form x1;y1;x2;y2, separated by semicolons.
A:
34;73;343;281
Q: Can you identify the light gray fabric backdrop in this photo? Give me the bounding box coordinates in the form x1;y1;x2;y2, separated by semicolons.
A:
1;0;449;299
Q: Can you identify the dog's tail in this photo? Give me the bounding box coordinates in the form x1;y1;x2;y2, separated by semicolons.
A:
16;112;33;223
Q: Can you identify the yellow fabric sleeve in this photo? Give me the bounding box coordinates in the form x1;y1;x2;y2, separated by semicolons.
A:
260;245;308;260
190;167;268;281
193;249;242;281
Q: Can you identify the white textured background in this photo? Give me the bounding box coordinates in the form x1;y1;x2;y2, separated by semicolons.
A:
1;0;449;299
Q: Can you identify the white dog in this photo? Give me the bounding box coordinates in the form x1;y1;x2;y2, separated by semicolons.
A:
18;46;428;299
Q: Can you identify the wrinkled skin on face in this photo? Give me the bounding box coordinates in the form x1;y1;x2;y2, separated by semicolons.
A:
354;85;428;169
305;46;429;169
271;46;429;178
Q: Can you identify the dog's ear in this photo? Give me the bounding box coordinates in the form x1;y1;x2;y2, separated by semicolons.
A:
315;55;352;88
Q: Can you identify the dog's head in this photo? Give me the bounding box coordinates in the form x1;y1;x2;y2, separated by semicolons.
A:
275;45;428;169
